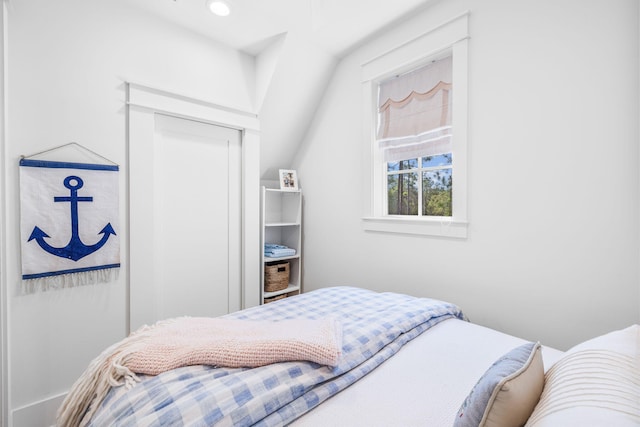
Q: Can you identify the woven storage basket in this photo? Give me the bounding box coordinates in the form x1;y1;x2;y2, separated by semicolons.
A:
264;294;287;304
264;261;289;292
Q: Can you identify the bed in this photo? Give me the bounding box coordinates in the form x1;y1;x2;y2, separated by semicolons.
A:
58;286;639;427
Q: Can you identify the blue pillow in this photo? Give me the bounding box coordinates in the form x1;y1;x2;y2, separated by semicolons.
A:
454;342;544;427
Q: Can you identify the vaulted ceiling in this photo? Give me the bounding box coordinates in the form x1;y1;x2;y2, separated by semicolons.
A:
114;0;436;179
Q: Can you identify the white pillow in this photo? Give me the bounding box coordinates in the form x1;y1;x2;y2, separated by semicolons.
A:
565;323;638;356
525;324;640;427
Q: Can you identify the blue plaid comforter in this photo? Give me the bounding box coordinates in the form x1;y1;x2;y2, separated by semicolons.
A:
88;286;465;426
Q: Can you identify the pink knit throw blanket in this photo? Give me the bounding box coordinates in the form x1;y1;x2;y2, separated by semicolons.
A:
127;316;342;373
57;316;342;427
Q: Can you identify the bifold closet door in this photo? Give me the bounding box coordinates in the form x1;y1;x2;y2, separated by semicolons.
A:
129;111;241;331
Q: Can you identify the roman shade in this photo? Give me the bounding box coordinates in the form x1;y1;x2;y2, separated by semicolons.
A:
377;55;452;162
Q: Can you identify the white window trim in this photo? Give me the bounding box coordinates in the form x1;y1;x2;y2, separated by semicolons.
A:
361;11;470;238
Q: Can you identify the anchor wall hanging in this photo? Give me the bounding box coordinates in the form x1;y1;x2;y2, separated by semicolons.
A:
19;143;120;293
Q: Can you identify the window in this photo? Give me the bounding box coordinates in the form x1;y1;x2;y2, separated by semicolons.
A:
361;12;469;238
378;54;453;217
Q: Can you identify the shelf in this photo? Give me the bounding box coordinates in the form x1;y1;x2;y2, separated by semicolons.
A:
261;186;302;304
265;222;300;227
264;254;299;262
265;188;301;194
263;284;300;299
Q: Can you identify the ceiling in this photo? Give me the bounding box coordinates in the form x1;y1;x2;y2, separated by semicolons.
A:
116;0;436;179
117;0;433;56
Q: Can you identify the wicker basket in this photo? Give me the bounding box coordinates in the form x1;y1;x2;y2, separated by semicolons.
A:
264;293;287;304
264;261;289;292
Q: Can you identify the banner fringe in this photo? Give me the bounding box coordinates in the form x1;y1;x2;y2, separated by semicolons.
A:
21;268;119;294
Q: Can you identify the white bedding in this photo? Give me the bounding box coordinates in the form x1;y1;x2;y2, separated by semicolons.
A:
293;318;564;427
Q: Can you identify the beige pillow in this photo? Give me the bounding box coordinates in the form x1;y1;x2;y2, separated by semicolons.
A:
455;342;544;427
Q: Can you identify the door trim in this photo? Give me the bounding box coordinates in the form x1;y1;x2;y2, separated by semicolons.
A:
126;82;261;332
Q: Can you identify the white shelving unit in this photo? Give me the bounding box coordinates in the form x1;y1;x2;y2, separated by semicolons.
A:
261;187;302;303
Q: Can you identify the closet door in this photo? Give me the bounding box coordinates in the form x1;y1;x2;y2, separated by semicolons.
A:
129;112;241;330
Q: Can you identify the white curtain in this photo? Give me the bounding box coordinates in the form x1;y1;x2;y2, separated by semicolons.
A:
377;55;452;162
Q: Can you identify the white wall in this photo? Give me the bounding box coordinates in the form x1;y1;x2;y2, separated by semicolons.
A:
2;0;256;425
294;0;640;351
257;33;337;179
1;2;7;424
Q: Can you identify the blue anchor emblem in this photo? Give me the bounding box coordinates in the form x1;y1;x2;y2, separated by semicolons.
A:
28;175;116;261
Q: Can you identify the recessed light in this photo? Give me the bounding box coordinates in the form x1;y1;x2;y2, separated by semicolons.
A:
206;0;231;16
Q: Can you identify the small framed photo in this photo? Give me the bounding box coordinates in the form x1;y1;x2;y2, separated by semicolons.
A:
279;169;298;191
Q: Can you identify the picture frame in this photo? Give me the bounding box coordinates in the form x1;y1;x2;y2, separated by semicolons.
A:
279;169;298;191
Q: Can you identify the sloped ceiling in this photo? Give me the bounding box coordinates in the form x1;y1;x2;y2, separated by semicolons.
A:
112;0;436;179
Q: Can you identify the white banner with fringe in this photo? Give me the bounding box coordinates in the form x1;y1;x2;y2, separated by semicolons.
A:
19;144;120;292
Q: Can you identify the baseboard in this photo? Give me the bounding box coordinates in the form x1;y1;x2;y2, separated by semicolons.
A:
11;392;65;427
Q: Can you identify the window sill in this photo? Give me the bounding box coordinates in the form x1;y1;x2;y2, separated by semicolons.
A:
362;216;468;239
